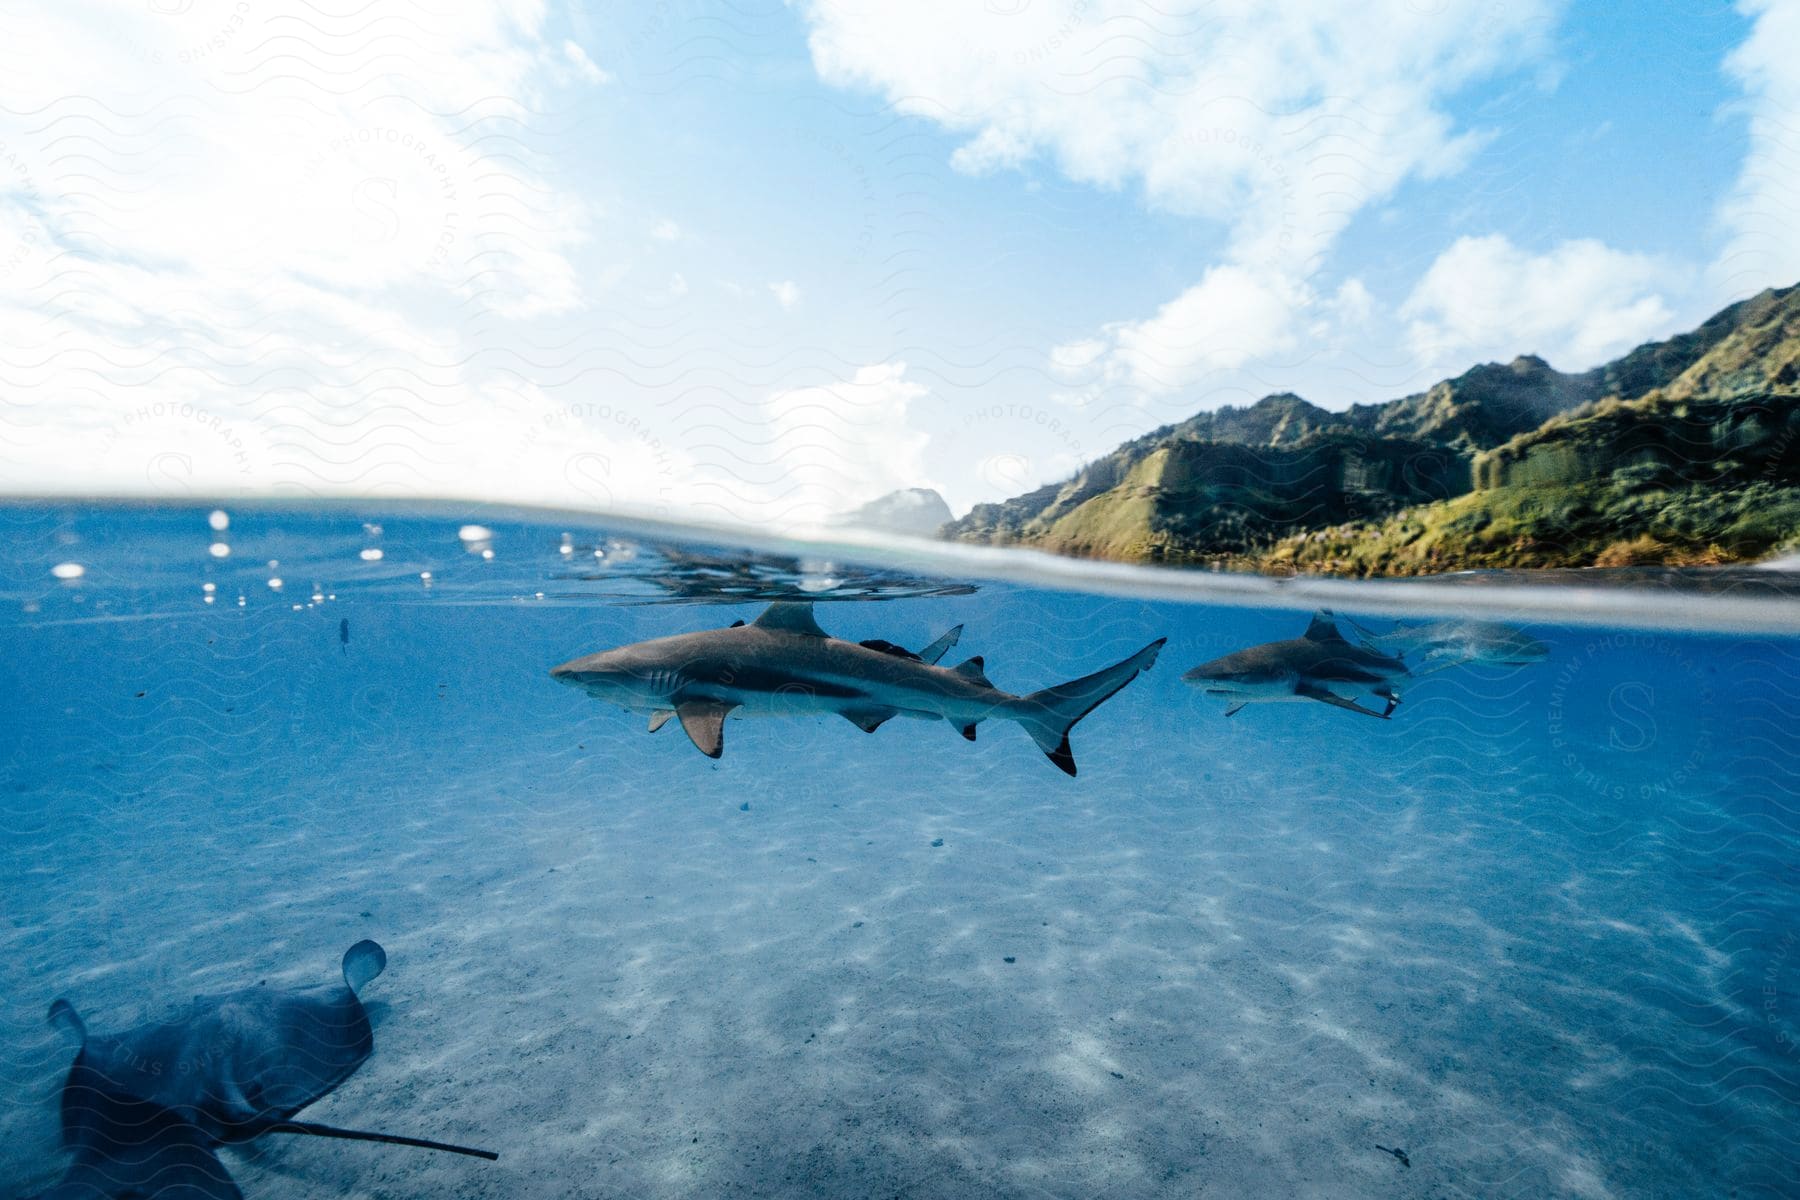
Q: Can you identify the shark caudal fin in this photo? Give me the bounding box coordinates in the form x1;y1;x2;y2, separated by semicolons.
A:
1010;639;1164;776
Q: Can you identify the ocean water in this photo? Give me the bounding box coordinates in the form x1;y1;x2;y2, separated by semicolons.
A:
2;502;1798;1200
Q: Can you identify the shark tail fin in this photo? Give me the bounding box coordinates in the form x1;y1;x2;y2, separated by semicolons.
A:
1011;639;1164;777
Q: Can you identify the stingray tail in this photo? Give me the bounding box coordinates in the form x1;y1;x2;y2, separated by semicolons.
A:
1009;639;1165;777
265;1119;497;1161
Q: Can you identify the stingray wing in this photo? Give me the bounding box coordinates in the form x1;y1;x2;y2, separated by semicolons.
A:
81;985;372;1140
44;1084;241;1200
204;985;374;1136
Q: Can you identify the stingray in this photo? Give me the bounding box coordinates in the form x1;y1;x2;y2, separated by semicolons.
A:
34;939;495;1199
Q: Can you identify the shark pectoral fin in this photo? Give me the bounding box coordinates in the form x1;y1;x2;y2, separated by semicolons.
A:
1224;703;1246;717
1296;682;1389;719
959;722;978;742
676;701;736;757
841;707;899;733
648;710;674;733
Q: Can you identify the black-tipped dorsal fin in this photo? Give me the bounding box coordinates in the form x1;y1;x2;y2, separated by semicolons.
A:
918;624;963;665
950;656;994;689
750;602;826;637
343;940;387;994
1303;611;1344;642
47;997;86;1044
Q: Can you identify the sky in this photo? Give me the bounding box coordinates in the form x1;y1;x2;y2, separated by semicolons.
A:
0;0;1795;529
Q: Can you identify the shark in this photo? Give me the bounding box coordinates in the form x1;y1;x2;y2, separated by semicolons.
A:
1345;617;1549;671
550;601;1165;775
1181;611;1411;719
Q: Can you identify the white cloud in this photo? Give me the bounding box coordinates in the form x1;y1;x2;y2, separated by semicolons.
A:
1048;338;1106;378
1053;265;1314;394
757;363;937;526
1112;266;1313;388
768;279;802;310
1712;0;1800;301
561;39;612;84
0;1;605;499
1401;234;1679;372
800;0;1556;273
650;218;682;241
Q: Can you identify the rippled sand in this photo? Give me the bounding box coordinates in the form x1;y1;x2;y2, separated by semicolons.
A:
3;581;1798;1198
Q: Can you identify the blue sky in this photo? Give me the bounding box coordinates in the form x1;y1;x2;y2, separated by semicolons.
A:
2;0;1795;525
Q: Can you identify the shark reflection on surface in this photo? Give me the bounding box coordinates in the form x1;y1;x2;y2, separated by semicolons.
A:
1183;611;1411;719
1347;617;1550;670
551;601;1165;775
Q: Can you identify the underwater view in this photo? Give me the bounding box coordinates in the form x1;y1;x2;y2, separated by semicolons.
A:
2;502;1797;1199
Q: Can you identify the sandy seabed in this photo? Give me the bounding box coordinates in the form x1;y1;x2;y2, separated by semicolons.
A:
2;593;1797;1199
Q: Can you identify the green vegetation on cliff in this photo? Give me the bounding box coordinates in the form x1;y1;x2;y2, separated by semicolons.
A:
941;284;1800;575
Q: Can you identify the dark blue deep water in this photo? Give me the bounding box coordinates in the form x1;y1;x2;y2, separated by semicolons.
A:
3;504;1798;1199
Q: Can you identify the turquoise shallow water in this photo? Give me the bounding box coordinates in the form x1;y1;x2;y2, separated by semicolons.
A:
2;503;1798;1199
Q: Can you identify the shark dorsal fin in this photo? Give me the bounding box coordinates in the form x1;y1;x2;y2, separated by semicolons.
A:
950;656;993;688
1302;611;1344;643
750;602;826;637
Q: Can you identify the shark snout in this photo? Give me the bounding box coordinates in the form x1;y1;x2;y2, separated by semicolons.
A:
550;653;615;685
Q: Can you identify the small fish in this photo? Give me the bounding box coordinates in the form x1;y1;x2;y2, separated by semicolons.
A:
1375;1144;1411;1168
340;618;350;655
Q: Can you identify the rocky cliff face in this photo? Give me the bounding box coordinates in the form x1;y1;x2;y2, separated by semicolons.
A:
941;284;1800;573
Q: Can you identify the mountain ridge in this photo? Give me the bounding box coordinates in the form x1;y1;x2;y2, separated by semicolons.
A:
941;284;1800;573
